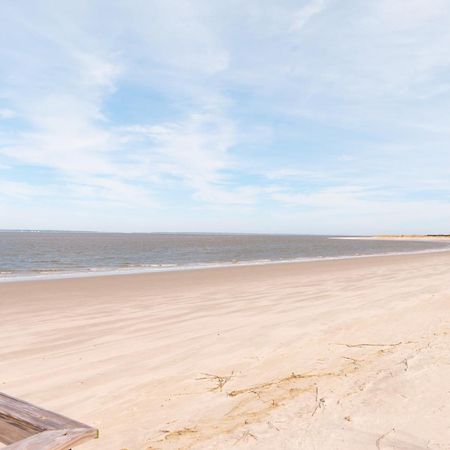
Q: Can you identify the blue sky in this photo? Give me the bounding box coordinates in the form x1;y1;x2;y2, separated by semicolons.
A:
1;0;450;234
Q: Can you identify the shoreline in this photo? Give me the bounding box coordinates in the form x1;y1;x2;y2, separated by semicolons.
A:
334;235;450;242
1;247;450;293
2;242;450;284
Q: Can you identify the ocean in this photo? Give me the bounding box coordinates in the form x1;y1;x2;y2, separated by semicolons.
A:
0;231;449;281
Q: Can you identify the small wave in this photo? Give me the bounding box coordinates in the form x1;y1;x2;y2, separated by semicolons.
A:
29;268;67;273
1;245;450;283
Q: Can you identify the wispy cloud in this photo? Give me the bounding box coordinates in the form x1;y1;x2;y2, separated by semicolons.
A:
0;109;16;119
290;0;328;31
0;0;449;232
0;180;49;199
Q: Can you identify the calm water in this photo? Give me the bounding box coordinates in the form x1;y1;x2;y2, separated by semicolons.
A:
0;231;449;281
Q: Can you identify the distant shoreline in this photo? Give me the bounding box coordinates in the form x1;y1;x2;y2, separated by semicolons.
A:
378;234;450;238
335;235;450;242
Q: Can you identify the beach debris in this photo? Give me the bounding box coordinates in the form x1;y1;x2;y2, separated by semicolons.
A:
234;430;257;444
163;427;197;440
402;358;409;371
375;428;395;449
312;386;326;416
342;356;360;364
197;371;234;392
228;371;338;398
336;342;404;348
312;397;326;416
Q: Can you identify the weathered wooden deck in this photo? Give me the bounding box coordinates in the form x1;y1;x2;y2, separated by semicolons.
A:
0;392;98;449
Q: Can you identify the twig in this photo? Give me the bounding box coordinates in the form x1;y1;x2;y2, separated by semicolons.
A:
312;390;325;417
376;428;395;449
342;356;359;363
337;342;403;348
234;430;257;445
403;358;409;371
197;371;234;392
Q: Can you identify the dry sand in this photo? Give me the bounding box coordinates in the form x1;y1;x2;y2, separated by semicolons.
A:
1;252;450;449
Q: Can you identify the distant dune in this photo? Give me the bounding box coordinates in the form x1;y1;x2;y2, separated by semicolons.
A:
378;234;450;239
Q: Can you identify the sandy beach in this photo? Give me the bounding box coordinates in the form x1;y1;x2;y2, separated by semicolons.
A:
1;251;450;449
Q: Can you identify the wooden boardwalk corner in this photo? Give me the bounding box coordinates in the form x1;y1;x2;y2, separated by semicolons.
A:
0;392;98;449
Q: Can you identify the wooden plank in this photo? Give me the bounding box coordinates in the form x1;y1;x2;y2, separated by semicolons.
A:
4;428;98;450
0;392;98;449
0;419;29;445
0;393;91;442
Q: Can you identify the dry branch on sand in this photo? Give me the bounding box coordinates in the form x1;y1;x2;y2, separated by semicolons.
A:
312;386;326;416
342;356;360;363
227;371;338;398
375;428;395;449
162;427;198;441
197;371;235;392
336;342;404;348
234;430;257;444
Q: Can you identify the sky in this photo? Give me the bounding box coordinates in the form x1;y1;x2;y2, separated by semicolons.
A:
0;0;450;234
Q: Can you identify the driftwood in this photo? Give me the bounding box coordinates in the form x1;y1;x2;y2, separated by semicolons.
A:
0;392;98;449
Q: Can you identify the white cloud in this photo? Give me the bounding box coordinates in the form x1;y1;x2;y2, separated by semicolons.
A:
378;0;448;29
123;112;268;205
271;186;372;208
0;180;49;199
290;0;328;31
262;168;327;181
1;0;450;232
0;109;16;119
0;0;240;210
128;113;235;181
